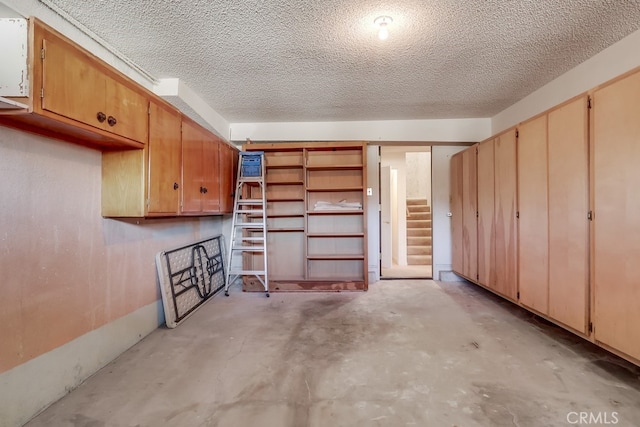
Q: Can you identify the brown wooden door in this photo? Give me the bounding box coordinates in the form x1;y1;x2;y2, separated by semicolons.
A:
104;75;148;143
518;116;549;313
593;70;640;361
450;152;464;275
548;96;589;333
494;129;518;300
462;145;478;281
147;102;181;215
477;139;495;288
41;37;106;129
181;120;205;213
201;136;221;213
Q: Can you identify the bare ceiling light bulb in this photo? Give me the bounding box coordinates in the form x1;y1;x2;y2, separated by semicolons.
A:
374;16;393;40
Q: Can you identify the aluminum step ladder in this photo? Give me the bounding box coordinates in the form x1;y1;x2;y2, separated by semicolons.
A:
225;151;269;297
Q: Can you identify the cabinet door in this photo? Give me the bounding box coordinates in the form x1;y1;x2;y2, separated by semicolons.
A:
518;115;549;313
41;36;106;130
477;140;495;288
147;102;181;215
181;120;205;213
593;70;640;361
201;136;221;213
105;75;148;143
462;146;478;281
450;152;464;275
548;96;589;333
219;143;237;214
494;129;518;300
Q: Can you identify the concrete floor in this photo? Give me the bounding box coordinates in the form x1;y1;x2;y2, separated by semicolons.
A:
26;280;640;427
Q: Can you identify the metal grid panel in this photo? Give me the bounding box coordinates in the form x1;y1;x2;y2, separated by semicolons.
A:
155;235;226;328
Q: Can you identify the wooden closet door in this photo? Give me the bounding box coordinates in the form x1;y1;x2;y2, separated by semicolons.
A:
477;140;495;288
451;152;464;275
548;96;589;333
518;116;549;314
593;70;640;360
462;146;478;281
494;130;518;300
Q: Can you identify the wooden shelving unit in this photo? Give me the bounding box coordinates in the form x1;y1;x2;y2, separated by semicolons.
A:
242;141;368;291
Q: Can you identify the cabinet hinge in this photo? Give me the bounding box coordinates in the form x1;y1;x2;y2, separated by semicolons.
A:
476;211;479;218
588;322;593;333
587;96;592;109
588;210;593;221
40;88;44;99
40;47;45;60
476;273;479;280
515;129;519;138
516;211;520;219
475;146;478;154
517;291;520;299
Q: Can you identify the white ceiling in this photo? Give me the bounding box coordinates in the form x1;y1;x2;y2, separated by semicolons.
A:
38;1;640;123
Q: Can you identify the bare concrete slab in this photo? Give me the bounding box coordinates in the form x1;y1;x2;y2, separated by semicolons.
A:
25;280;640;427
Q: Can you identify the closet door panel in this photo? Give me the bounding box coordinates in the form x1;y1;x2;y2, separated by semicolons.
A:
462;146;478;281
451;152;464;275
548;96;589;333
593;71;640;361
517;116;549;313
494;130;518;300
477;140;495;288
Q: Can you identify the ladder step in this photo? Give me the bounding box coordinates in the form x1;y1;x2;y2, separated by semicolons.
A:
237;199;264;204
236;209;265;214
235;222;265;227
229;270;266;275
232;246;265;251
234;237;265;241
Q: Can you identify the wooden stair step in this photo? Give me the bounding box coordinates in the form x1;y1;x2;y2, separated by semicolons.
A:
407;254;432;265
407;205;430;213
407;219;432;228
407;212;431;220
407;236;432;246
407;228;431;237
407;246;432;255
406;198;429;206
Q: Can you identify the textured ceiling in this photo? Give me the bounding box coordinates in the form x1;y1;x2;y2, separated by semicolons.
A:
41;0;640;123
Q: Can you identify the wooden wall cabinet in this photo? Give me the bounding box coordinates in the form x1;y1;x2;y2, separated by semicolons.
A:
0;17;148;150
451;145;478;282
242;142;368;291
219;142;239;214
102;101;182;217
181;118;222;215
517;96;589;332
592;70;640;362
475;130;518;301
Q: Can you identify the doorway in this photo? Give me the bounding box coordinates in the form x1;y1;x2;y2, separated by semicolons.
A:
380;146;432;279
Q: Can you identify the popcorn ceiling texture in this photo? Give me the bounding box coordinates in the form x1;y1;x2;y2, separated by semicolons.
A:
45;0;640;122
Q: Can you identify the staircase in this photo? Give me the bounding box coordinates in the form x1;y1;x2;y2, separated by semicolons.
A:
406;198;432;265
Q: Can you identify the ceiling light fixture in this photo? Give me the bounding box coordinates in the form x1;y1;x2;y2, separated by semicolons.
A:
374;16;393;40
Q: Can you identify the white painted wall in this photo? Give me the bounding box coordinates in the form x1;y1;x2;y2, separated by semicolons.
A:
431;145;467;280
406;152;431;202
493;27;640;134
381;149;408;266
231;118;491;143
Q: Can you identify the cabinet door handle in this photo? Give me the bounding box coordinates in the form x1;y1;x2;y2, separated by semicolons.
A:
173;182;179;190
202;187;208;194
199;186;204;193
107;116;117;126
96;112;106;123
